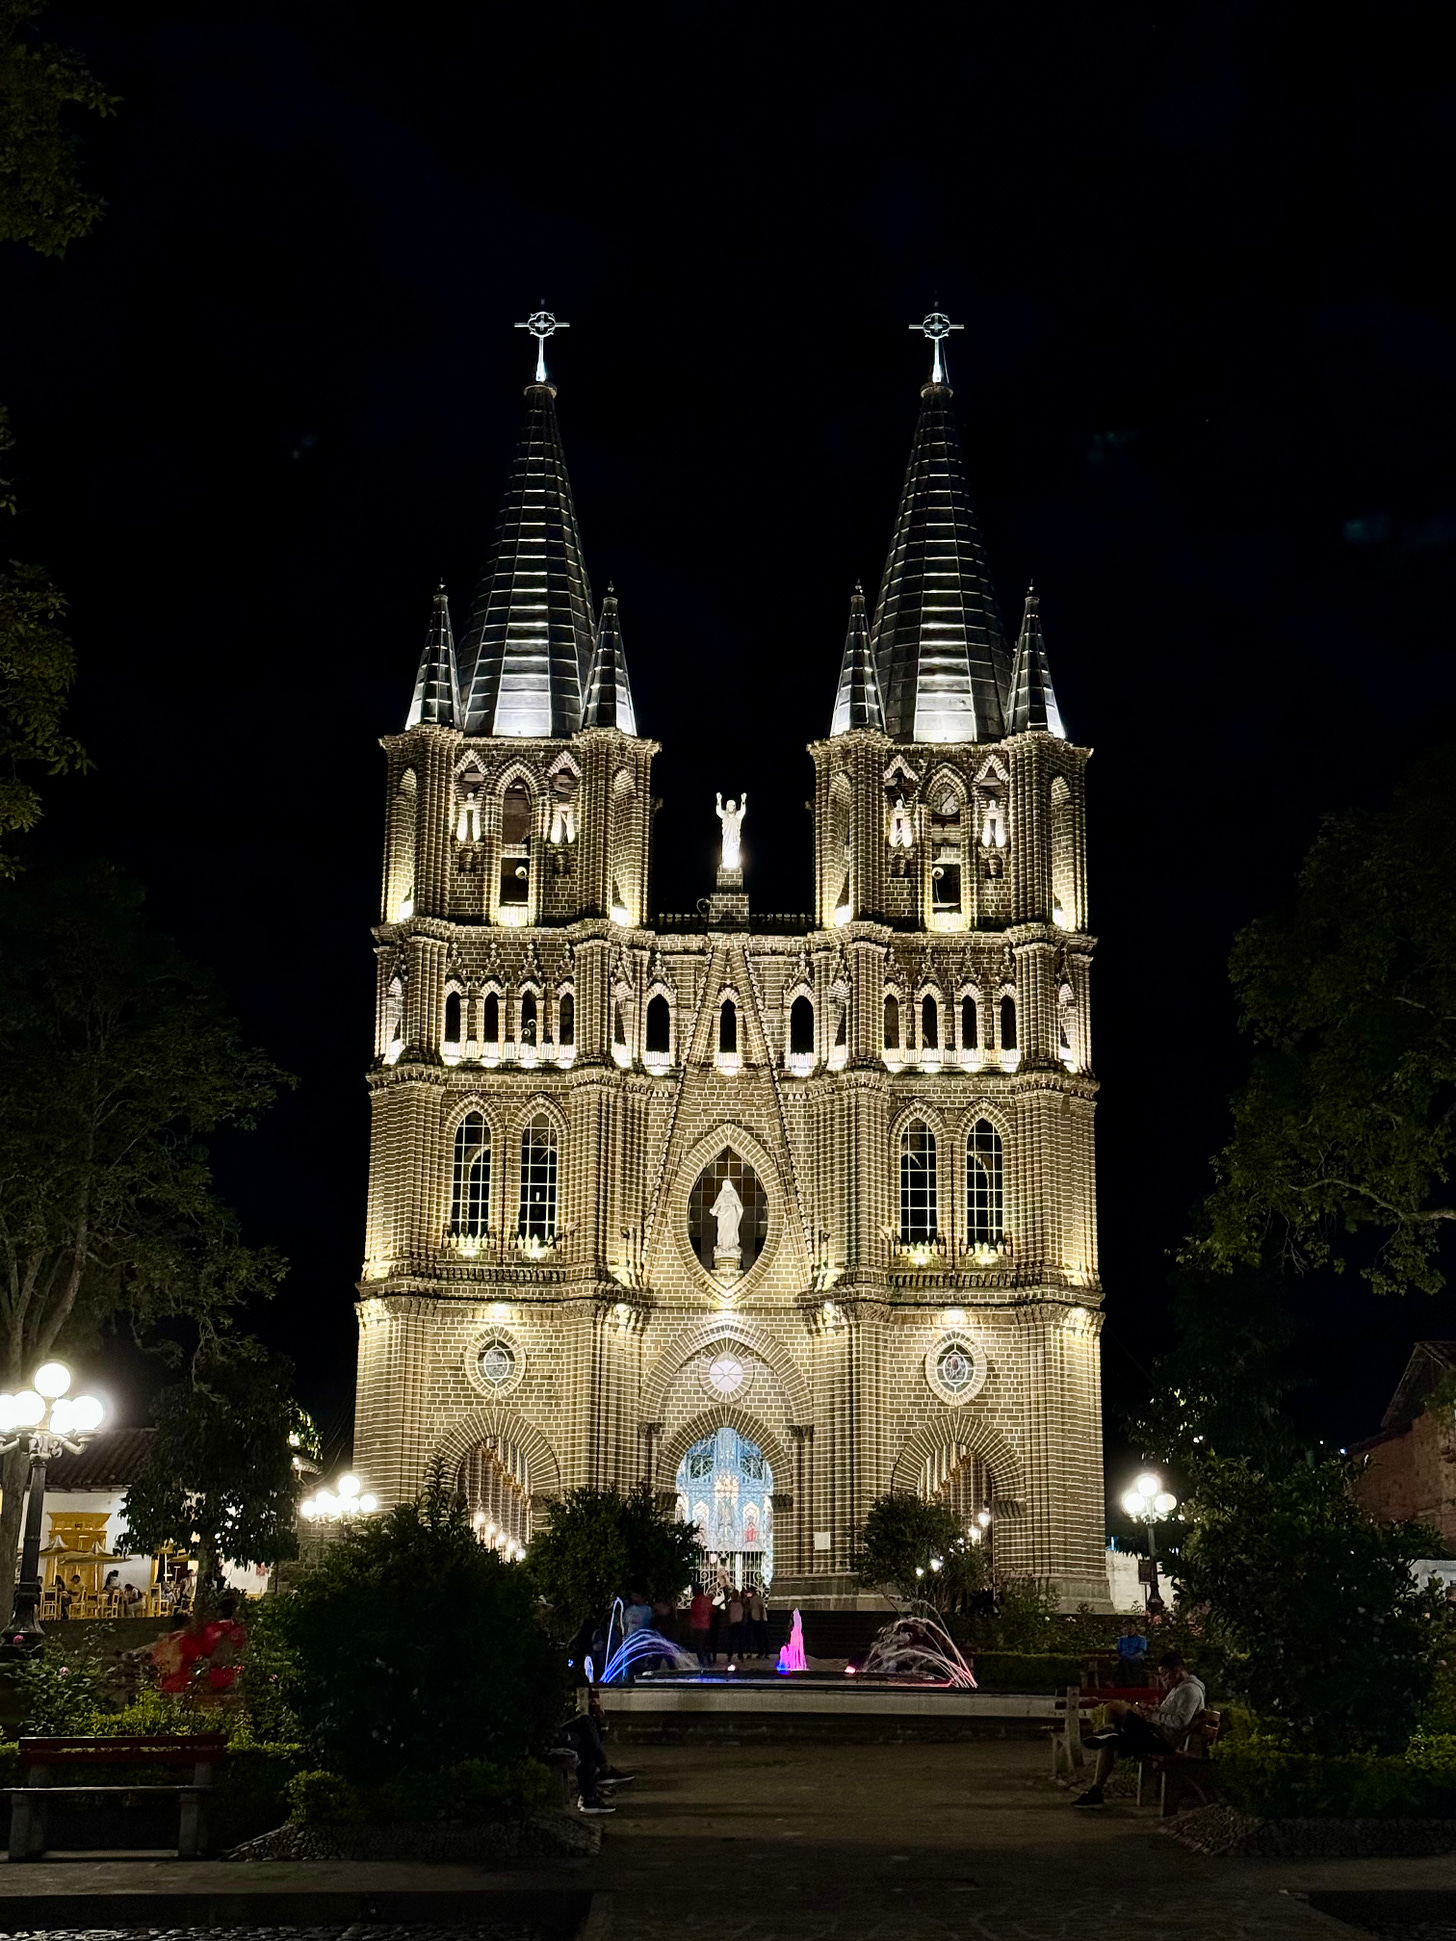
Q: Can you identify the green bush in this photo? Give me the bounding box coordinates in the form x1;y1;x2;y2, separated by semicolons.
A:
1215;1746;1456;1820
6;1631;118;1733
963;1651;1085;1692
268;1464;563;1783
287;1757;557;1826
525;1483;698;1636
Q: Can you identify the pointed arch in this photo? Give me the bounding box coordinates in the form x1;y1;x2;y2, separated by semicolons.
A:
889;1411;1025;1512
431;1406;562;1502
658;1406;793;1489
641;1314;813;1424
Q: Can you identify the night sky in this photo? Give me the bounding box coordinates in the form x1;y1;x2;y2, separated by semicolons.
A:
6;3;1454;1492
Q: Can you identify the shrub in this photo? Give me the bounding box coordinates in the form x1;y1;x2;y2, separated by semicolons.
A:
525;1484;698;1636
287;1768;366;1825
854;1493;986;1612
1175;1456;1442;1753
962;1650;1084;1692
287;1757;557;1826
1215;1746;1456;1820
268;1464;562;1783
6;1630;117;1733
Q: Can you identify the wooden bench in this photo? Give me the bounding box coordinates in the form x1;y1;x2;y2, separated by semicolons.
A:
5;1733;227;1861
1137;1708;1222;1817
1048;1686;1162;1781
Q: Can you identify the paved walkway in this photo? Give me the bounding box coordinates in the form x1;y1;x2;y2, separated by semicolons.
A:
581;1740;1456;1939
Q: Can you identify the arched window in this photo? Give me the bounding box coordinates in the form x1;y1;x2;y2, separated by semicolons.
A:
967;1118;1004;1246
500;781;532;907
1050;774;1075;928
646;992;671;1055
384;976;404;1059
520;991;537;1045
558;992;574;1046
1058;986;1074;1056
1000;995;1017;1051
613;1001;627;1047
899;1120;937;1243
921;995;939;1050
789;994;814;1056
444;991;462;1044
450;1112;490;1238
961;995;978;1050
482;991;500;1045
719;999;738;1055
884;994;900;1050
835;1006;847;1047
519;1114;558;1242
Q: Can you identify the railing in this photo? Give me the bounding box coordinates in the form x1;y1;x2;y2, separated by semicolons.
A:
655;912;811;934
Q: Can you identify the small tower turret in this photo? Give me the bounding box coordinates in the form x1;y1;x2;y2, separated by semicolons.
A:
582;586;638;734
829;584;884;735
405;580;460;729
1006;585;1066;739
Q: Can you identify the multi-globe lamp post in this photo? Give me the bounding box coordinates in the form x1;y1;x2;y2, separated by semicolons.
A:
1121;1470;1178;1609
0;1363;107;1636
300;1474;378;1522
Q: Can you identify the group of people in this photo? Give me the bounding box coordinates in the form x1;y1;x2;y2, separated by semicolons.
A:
686;1581;768;1663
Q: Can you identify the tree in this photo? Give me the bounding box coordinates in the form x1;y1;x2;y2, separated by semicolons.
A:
0;0;118;256
1174;1455;1442;1754
0;862;288;1613
121;1339;312;1614
1129;1259;1306;1475
1202;749;1456;1297
270;1465;562;1782
855;1491;985;1613
0;410;87;873
525;1483;698;1635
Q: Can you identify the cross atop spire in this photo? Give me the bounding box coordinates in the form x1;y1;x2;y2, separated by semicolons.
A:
515;306;570;384
909;309;964;387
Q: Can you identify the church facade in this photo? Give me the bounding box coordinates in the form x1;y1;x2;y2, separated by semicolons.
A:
354;314;1108;1607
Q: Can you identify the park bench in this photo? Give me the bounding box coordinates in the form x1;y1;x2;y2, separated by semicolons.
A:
545;1745;580;1804
1048;1685;1161;1781
1136;1707;1223;1817
5;1732;227;1860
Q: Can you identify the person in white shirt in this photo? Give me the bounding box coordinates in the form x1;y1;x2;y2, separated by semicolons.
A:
1072;1652;1208;1807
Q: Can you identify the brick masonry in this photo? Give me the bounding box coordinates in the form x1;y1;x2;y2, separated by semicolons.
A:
355;715;1110;1608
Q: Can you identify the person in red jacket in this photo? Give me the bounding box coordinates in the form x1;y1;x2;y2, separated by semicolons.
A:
688;1583;714;1665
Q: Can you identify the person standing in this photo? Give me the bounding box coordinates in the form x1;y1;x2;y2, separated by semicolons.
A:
725;1589;744;1660
747;1585;768;1658
623;1590;653;1635
689;1583;713;1665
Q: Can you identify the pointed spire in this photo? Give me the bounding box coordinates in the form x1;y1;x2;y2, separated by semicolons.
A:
872;353;1010;745
457;375;594;738
405;580;460;728
583;584;638;735
1007;584;1067;738
830;583;885;735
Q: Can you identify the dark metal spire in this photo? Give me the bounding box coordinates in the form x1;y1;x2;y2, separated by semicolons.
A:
872;318;1010;744
1006;584;1067;738
405;580;460;729
457;368;594;738
830;583;885;735
583;585;638;735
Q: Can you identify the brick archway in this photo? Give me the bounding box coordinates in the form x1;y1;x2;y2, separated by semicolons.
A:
430;1406;562;1502
658;1406;791;1489
889;1412;1025;1513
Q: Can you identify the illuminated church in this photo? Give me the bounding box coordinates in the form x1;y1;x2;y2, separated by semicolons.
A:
353;312;1108;1607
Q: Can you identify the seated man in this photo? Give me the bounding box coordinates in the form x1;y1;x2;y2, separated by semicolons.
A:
1073;1650;1207;1807
552;1692;637;1817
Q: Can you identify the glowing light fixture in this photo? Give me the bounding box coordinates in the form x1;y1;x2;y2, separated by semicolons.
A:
1;1362;108;1634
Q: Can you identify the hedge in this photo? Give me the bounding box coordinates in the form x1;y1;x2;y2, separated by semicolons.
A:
1214;1745;1456;1821
966;1651;1085;1692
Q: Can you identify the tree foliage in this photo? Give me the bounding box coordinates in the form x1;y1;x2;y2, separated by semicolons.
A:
855;1491;987;1613
1202;750;1456;1297
0;862;288;1610
122;1339;313;1611
0;0;118;256
1129;1260;1307;1474
0;410;87;871
269;1465;562;1783
524;1483;698;1635
1175;1455;1442;1754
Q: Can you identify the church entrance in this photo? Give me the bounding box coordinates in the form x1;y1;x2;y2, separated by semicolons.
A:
675;1426;773;1588
458;1437;532;1554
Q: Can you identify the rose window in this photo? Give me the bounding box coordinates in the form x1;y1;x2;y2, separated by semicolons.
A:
708;1353;746;1397
477;1340;516;1389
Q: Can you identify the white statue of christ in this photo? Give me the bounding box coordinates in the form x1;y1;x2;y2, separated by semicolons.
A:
716;792;747;872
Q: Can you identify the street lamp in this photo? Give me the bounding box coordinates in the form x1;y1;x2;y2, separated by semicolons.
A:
0;1363;107;1636
300;1473;379;1521
1120;1470;1178;1610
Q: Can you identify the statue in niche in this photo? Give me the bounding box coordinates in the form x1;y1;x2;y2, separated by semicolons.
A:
710;1176;745;1267
549;771;578;846
716;792;747;872
980;792;1007;850
456;782;483;844
984;851;1004;880
888;794;914;849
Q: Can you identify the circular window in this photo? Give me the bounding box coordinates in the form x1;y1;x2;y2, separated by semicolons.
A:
465;1330;524;1399
924;1334;987;1407
707;1353;745;1397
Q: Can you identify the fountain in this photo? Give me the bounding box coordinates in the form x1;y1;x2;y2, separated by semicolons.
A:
596;1597;701;1684
855;1611;978;1687
775;1606;807;1674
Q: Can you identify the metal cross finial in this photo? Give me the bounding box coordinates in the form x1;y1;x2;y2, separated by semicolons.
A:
909;310;963;386
515;308;570;384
